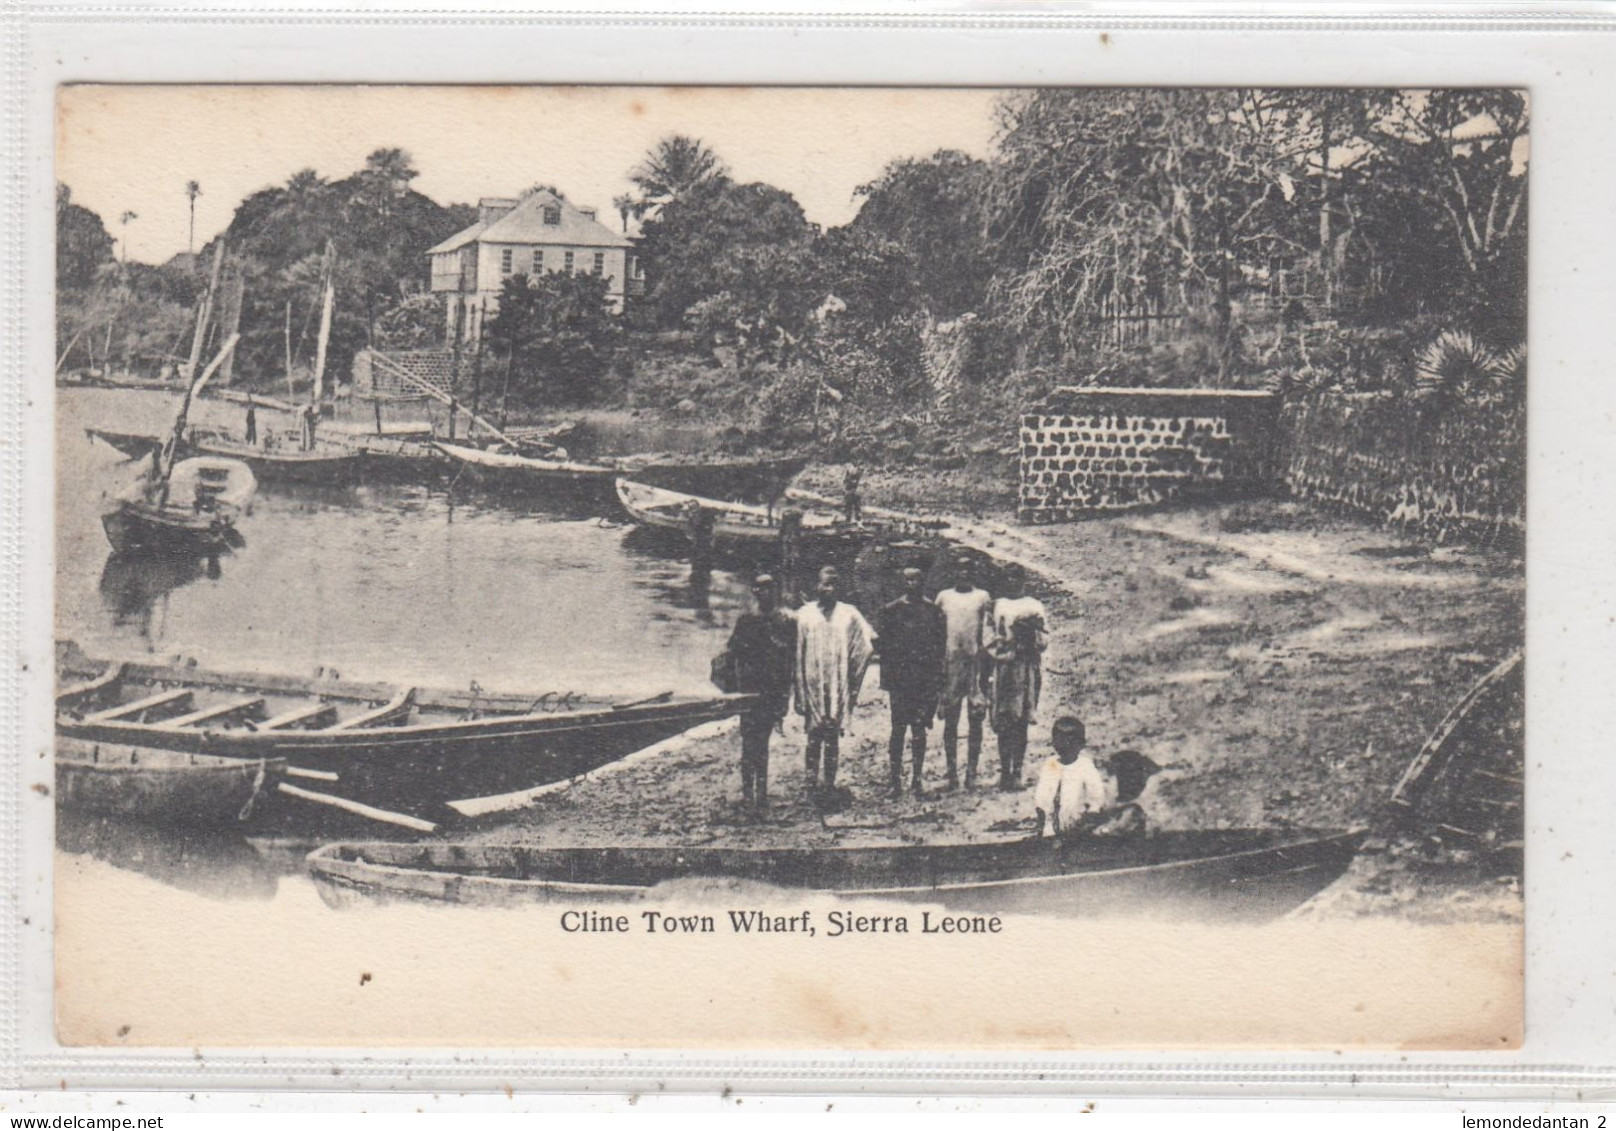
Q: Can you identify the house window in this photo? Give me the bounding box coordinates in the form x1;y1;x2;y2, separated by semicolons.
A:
532;249;544;274
500;248;513;276
543;204;561;226
563;250;575;273
593;251;605;276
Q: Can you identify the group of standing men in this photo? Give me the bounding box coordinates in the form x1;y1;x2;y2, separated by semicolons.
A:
721;554;1048;814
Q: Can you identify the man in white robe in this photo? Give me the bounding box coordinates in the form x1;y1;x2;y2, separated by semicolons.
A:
794;566;876;797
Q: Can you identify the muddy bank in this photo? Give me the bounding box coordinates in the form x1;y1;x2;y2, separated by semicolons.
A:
461;495;1523;921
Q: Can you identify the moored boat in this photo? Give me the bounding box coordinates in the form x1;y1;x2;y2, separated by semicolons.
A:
622;454;810;504
615;478;936;551
101;456;256;556
434;440;620;492
56;642;755;827
305;829;1367;919
187;429;366;484
55;737;286;827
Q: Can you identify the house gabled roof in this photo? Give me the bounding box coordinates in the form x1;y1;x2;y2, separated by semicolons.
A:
427;191;631;255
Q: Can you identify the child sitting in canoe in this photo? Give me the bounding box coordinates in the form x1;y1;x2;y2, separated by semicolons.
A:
1034;716;1159;839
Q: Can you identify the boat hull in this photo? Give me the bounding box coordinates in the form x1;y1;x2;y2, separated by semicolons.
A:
627;455;810;505
307;830;1366;920
56;741;285;827
188;437;365;484
102;503;241;556
56;645;753;827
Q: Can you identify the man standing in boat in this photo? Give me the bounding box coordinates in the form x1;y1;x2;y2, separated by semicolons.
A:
794;565;876;803
936;553;995;790
878;567;946;798
724;573;796;815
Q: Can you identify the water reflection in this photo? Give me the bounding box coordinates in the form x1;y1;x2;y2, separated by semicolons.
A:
98;550;227;646
55;808;286;902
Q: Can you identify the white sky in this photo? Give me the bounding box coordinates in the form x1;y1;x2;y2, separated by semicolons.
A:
56;86;1004;264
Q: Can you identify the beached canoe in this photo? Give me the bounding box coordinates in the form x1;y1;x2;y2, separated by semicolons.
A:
55;641;754;826
305;828;1366;920
55;737;285;827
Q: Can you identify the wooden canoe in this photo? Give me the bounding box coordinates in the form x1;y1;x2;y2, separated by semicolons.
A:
306;829;1367;920
434;441;619;490
616;478;856;546
621;454;810;504
55;737;285;827
56;641;754;827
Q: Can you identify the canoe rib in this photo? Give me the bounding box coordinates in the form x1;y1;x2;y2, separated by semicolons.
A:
83;688;194;723
324;688;415;731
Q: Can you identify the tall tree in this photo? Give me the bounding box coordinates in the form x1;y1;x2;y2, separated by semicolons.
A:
985;88;1308;367
849;149;993;319
628;135;728;218
486;271;621;405
117;210;139;263
55;183;115;291
634;177;818;334
185;180;202;254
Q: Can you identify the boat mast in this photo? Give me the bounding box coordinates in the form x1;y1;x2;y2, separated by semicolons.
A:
311;240;336;408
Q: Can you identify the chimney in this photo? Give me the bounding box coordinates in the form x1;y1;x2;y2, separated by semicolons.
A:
478;197;518;225
579;207;597;222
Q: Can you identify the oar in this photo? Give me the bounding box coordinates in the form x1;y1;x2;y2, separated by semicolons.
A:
275;782;437;834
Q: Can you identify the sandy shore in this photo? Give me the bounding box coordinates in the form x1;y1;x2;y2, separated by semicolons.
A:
461;492;1523;922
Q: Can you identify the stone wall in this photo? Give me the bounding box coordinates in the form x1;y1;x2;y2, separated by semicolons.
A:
1018;387;1279;522
1281;392;1524;548
351;349;454;401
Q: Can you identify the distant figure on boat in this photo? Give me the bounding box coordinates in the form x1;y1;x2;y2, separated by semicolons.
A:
244;403;257;445
299;403;318;452
878;567;946;798
936;552;994;790
842;466;864;523
987;575;1047;791
794;566;876;803
723;573;797;816
1034;717;1155;839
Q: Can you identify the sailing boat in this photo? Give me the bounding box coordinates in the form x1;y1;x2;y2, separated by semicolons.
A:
186;242;364;483
101;334;257;555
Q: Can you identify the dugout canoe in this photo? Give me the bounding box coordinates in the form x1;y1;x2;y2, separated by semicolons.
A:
305;828;1367;920
55;641;755;829
620;453;810;504
434;440;620;492
437;443;809;506
614;478;936;550
55;737;286;827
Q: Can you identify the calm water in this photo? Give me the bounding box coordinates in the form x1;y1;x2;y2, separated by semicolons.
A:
57;387;747;699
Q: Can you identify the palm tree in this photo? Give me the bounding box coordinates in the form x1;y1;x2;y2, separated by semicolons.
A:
612;193;639;234
118;210;138;262
628;135;727;217
185;180;202;254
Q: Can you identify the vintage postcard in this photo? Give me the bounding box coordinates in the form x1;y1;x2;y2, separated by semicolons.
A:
51;84;1524;1049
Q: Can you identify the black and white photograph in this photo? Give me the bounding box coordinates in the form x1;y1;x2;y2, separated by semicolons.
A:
50;84;1525;1048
